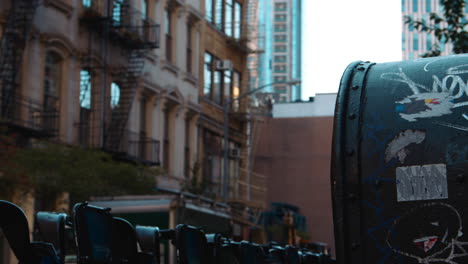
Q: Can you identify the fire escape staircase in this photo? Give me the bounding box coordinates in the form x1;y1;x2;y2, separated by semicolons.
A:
104;49;145;153
0;0;39;124
81;1;160;156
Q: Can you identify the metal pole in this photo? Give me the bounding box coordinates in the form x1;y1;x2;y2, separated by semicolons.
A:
222;98;230;201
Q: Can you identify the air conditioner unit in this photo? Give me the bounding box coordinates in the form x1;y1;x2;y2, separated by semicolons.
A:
229;148;241;159
216;60;233;71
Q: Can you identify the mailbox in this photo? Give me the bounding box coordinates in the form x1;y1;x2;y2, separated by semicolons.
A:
331;55;468;264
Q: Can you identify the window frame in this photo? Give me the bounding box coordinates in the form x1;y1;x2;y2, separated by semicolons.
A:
110;82;121;109
80;69;92;110
203;52;241;106
205;0;242;39
186;22;193;73
165;9;173;62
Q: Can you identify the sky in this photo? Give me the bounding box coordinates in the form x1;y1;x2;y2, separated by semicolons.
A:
302;0;403;98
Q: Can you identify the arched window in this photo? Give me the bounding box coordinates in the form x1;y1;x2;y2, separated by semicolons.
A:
80;70;92;109
110;82;120;109
43;51;62;133
44;51;62;104
79;69;92;146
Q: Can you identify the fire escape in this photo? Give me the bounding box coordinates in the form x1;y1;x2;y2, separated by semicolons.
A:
80;0;160;164
0;0;57;137
227;0;268;231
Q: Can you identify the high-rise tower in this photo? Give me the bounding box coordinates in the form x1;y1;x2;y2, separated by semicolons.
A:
254;0;302;102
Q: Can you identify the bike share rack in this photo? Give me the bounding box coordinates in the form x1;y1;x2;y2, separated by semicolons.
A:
0;200;333;263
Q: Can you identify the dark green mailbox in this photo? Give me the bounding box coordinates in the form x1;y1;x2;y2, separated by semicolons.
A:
331;55;468;264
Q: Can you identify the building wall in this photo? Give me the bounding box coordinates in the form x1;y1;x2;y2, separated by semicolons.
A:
273;93;337;118
254;116;335;254
198;0;251;201
252;96;337;255
401;0;468;60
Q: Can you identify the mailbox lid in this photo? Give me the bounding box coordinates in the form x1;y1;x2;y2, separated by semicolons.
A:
332;56;468;264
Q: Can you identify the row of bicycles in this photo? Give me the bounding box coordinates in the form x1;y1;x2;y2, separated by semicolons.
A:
0;200;334;264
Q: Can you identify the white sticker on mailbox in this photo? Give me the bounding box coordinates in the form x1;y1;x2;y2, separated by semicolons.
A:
396;164;448;202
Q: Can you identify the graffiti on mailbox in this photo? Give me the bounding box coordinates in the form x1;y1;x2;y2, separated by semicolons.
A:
380;66;468;130
395;93;455;122
385;129;426;163
387;203;468;264
395;164;448;202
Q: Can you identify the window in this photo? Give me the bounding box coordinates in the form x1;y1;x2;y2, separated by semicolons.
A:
112;0;124;26
141;0;147;20
440;35;446;52
83;0;91;8
204;52;240;106
275;86;287;93
215;0;223;30
206;0;213;22
44;52;61;103
274;76;287;82
274;14;287;22
79;69;92;145
80;70;92;109
426;34;432;50
204;53;213;97
110;82;120;109
232;71;240;110
224;70;232;103
413;34;419;51
205;0;241;38
412;0;418;12
408;17;414;31
274;34;287;42
274;55;287;62
225;0;233;36
402;34;406;51
165;9;172;61
426;0;431;12
184;118;191;178
43;52;61;132
275;2;287;11
274;45;287;52
213;69;222;104
234;2;241;39
274;24;286;32
186;23;193;73
401;0;405;12
163;109;170;170
274;65;287;73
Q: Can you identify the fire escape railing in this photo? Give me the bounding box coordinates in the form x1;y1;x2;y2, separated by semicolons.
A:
0;95;58;136
119;130;160;165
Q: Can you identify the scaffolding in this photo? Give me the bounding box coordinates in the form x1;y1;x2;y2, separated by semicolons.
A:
79;0;160;160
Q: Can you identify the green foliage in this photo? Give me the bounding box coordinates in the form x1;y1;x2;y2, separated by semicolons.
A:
405;0;468;57
0;130;160;209
0;129;32;199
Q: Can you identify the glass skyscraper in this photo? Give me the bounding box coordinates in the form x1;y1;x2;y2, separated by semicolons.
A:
253;0;302;103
